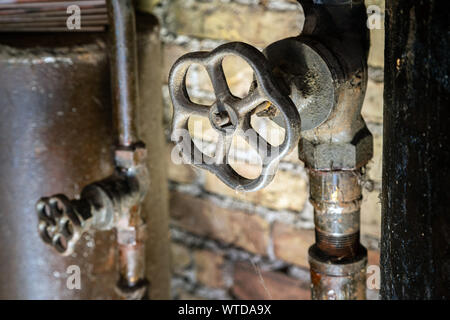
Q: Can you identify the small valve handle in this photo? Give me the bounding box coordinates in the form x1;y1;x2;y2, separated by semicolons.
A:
169;42;301;191
37;195;89;256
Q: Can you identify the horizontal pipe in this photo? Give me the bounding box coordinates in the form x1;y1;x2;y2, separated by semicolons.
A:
0;14;107;23
0;1;105;10
0;26;105;32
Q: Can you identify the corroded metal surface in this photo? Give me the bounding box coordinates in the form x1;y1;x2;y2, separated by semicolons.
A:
308;169;367;300
0;33;118;299
35;1;152;299
108;0;148;298
295;0;371;300
263;38;335;132
37;145;149;258
297;0;372;171
32;0;149;297
309;244;367;300
310;170;362;258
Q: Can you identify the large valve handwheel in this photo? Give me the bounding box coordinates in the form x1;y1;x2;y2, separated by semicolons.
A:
169;42;301;192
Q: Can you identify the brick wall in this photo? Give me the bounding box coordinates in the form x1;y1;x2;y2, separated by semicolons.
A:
148;0;384;300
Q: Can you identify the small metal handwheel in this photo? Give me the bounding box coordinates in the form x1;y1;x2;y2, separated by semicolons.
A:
169;42;301;192
37;195;84;256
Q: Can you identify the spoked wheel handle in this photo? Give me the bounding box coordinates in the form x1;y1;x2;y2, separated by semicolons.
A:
169;42;301;192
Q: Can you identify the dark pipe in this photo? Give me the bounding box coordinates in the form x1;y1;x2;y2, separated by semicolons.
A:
381;0;450;299
297;0;371;299
107;0;139;147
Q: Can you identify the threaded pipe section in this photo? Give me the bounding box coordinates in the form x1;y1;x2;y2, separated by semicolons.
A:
316;229;360;259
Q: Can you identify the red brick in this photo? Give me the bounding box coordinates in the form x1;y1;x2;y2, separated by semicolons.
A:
204;170;308;212
162;43;189;84
171;243;192;275
232;262;310;300
170;192;270;255
272;222;314;268
195;250;225;288
165;0;304;48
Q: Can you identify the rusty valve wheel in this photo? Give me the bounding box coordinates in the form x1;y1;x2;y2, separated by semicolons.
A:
37;195;88;256
169;42;301;191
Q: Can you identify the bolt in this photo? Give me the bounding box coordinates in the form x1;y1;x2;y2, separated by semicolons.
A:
213;112;231;128
115;142;147;169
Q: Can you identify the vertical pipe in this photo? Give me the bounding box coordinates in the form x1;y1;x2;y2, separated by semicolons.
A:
308;170;367;300
107;0;147;299
107;0;139;147
381;0;450;299
116;220;148;299
298;0;370;299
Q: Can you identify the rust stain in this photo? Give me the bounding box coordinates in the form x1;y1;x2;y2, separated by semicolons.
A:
310;270;322;286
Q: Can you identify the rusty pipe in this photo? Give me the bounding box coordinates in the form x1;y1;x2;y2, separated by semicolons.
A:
164;0;372;300
296;0;371;300
33;0;149;299
113;145;149;299
107;0;148;298
107;0;150;299
308;169;367;300
36;144;150;298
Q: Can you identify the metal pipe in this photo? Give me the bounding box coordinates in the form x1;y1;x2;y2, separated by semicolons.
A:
308;169;367;300
165;0;371;300
107;0;148;299
0;1;108;32
107;0;146;298
298;0;371;299
113;145;150;299
381;0;450;299
107;0;139;147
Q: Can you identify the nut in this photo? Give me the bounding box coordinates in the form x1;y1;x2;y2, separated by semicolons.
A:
116;223;147;246
115;142;147;168
299;128;373;170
